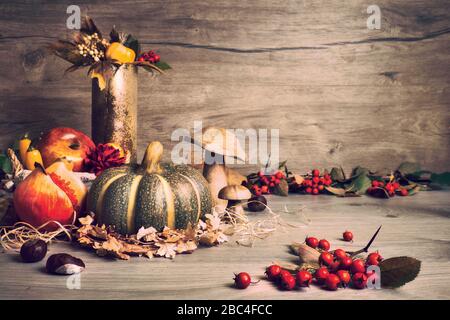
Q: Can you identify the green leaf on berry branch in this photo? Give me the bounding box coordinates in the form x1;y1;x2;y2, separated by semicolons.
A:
325;186;359;197
397;162;421;175
277;160;288;170
379;256;421;288
155;61;171;70
0;153;12;174
351;166;371;178
330;167;346;182
346;173;371;195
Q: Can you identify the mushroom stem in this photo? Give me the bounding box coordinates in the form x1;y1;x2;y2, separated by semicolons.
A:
227;200;244;216
203;151;228;211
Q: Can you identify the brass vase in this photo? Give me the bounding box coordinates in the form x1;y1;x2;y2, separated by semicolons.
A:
91;64;138;163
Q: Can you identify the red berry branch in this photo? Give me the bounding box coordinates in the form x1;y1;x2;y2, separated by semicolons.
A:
232;226;421;291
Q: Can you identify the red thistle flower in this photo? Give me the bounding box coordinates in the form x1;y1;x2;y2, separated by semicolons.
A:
84;143;126;176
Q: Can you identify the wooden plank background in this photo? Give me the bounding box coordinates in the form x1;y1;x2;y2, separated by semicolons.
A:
0;0;449;174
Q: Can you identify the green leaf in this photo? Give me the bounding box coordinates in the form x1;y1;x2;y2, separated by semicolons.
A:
379;256;421;288
0;153;12;174
330;167;346;182
430;172;450;186
325;186;360;197
325;186;346;196
351;166;370;177
155;61;171;70
123;34;140;57
277;160;287;170
397;162;421;175
346;173;371;195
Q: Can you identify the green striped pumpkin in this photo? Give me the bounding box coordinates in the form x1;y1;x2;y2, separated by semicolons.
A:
87;141;213;234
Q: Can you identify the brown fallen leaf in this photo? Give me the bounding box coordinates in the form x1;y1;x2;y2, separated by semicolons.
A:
78;215;94;226
155;242;177;259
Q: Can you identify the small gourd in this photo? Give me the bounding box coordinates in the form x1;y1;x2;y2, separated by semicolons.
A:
106;42;136;64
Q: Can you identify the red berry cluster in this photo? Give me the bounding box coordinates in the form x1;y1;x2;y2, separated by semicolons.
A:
367;180;409;197
138;50;160;63
305;234;382;290
296;169;332;195
250;170;286;196
265;265;311;290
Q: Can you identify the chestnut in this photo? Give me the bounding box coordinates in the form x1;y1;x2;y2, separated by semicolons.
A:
20;239;48;263
247;195;267;212
46;253;85;275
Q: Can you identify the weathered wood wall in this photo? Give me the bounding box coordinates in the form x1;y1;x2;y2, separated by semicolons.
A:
0;0;449;174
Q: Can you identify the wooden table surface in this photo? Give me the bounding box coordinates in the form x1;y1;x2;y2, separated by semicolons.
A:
1;191;449;300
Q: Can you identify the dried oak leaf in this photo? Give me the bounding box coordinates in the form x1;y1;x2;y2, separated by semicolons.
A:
78;215;94;226
78;236;94;246
183;223;197;242
121;242;152;256
136;226;157;242
94;236;129;260
204;213;221;231
159;227;182;243
199;230;228;246
155;242;177;259
175;240;197;254
87;225;108;240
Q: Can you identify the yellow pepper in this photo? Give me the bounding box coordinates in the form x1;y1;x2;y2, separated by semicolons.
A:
106;42;136;64
25;146;44;170
19;133;31;164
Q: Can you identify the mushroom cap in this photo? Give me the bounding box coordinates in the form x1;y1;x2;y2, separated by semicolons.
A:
191;127;245;161
218;185;252;201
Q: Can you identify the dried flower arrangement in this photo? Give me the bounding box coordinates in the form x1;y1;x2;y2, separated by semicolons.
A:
50;16;171;90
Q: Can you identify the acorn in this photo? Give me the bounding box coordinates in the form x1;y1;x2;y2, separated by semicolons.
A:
46;253;85;275
247;195;267;212
20;239;48;263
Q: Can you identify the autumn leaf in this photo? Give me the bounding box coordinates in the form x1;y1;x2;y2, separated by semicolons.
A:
176;240;197;254
330;167;346;182
379;256;421;288
155;242;177;259
274;179;289;196
204;213;221;231
78;215;94;226
325;186;359;197
136;226;157;241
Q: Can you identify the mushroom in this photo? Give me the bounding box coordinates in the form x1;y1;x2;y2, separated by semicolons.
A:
218;185;252;216
191;127;246;211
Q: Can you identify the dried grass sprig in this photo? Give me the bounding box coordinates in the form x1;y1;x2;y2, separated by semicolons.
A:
0;221;76;251
217;200;308;247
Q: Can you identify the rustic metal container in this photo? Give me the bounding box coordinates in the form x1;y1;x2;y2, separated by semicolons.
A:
92;64;138;163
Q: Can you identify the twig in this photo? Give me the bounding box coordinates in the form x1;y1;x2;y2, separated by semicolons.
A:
349;225;382;257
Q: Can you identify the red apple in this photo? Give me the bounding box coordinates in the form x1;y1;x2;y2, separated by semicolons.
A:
37;127;95;172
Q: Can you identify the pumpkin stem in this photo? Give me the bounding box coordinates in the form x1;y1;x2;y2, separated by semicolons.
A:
142;141;163;174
